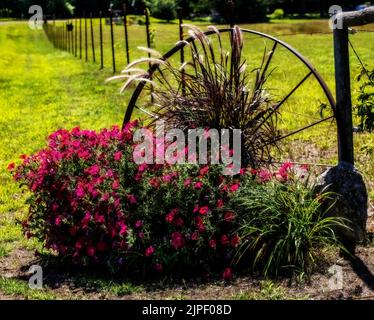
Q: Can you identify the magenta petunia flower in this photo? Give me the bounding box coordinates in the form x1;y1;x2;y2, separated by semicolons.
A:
194;181;203;189
222;267;233;281
145;246;155;257
114;151;122;161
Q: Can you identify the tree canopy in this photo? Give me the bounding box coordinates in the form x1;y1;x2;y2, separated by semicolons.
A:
1;0;370;22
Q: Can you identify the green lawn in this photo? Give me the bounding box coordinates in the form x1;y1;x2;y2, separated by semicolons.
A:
0;19;373;299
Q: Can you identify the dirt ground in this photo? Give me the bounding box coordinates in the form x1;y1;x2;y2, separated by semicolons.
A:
0;214;373;300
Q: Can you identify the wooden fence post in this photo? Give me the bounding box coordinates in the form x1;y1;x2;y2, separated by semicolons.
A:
79;17;82;59
74;17;78;57
99;11;104;69
227;0;235;28
333;7;374;165
123;2;130;65
319;7;374;248
90;12;96;62
70;19;74;55
84;13;88;62
66;19;71;53
109;8;116;73
333;27;354;164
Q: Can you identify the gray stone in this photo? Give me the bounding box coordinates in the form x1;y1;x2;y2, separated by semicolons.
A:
315;162;368;246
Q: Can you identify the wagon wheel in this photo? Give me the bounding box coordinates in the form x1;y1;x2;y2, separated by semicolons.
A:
120;26;336;167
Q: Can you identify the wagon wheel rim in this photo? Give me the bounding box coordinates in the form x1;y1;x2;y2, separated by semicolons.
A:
122;27;336;165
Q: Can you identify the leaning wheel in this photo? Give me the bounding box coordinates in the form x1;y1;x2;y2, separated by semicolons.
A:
118;26;336;167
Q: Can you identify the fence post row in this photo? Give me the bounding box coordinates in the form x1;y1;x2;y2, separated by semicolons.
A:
44;6;240;76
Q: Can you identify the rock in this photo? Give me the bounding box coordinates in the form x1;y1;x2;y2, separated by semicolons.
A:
315;162;368;249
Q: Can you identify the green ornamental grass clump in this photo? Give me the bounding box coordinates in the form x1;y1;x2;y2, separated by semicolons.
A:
229;163;348;277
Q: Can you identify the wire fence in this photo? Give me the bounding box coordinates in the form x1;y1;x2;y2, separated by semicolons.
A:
43;6;374;75
44;7;183;73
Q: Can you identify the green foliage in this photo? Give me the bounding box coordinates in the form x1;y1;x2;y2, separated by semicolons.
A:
229;168;348;278
151;0;177;22
212;0;269;23
0;277;56;300
0;8;12;18
354;67;374;132
270;8;285;20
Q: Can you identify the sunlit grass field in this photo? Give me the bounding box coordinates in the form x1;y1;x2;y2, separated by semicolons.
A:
0;19;373;298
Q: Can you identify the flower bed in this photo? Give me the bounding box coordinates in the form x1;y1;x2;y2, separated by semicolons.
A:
9;122;345;279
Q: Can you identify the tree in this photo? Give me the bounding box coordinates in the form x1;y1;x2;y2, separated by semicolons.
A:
150;0;177;22
212;0;269;23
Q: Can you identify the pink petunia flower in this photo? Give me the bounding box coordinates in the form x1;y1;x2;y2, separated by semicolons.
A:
145;246;155;257
199;206;210;215
114;151;122;161
194;181;203;189
222;267;233;281
171;232;185;249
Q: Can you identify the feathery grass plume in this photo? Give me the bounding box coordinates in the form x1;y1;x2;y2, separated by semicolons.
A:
110;25;281;167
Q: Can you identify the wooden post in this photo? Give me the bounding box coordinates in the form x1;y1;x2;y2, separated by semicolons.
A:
333;27;354;165
123;2;130;65
333;7;374;165
109;8;116;73
74;17;78;57
99;11;104;69
70;20;74;54
79;17;82;59
65;22;68;50
90;12;96;62
84;13;88;62
227;0;235;28
53;15;56;47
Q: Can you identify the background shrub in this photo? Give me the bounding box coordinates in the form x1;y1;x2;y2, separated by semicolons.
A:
151;0;177;22
354;67;374;132
270;9;285;20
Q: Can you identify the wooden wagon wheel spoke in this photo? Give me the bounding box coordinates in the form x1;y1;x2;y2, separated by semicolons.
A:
123;28;336;127
260;115;335;147
121;26;337;168
252;71;313;136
